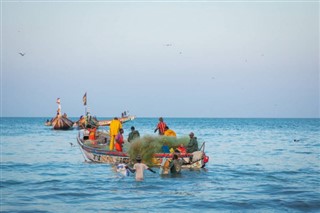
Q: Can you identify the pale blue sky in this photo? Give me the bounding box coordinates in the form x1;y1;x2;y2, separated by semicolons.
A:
1;1;319;118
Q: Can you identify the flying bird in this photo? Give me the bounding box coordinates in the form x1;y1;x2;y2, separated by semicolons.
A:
19;52;25;56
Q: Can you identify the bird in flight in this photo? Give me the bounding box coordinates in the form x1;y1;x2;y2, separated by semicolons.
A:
19;52;26;56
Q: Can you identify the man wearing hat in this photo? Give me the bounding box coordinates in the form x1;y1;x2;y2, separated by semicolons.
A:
126;155;156;181
186;132;198;153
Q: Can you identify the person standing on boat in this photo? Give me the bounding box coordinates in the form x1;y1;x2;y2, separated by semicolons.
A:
115;128;124;152
56;98;61;116
164;126;176;137
128;126;140;142
126;155;156;181
154;117;167;135
186;132;198;153
109;117;122;151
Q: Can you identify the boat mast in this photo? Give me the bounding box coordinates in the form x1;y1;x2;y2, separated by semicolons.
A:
83;92;87;115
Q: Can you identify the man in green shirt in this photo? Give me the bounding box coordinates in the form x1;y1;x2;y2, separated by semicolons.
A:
127;126;140;142
186;132;198;153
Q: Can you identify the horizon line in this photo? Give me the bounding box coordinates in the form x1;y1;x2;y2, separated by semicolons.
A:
1;116;319;119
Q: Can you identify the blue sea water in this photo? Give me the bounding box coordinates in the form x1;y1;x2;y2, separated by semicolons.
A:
1;117;319;212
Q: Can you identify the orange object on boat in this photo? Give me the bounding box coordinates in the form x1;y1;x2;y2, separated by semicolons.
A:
88;127;96;140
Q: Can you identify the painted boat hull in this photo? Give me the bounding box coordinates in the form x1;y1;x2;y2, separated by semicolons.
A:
77;133;207;169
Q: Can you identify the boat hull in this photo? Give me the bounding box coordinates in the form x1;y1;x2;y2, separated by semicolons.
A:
52;116;74;130
98;115;135;126
77;134;207;169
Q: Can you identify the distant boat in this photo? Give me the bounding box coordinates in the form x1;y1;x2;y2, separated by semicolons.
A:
98;115;135;126
47;98;74;130
74;115;99;129
51;114;74;130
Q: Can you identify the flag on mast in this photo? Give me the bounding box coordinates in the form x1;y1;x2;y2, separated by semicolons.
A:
83;93;87;106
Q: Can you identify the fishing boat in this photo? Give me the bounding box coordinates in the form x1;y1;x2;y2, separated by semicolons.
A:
51;114;74;130
76;129;209;169
98;115;136;126
48;98;74;130
74;115;99;129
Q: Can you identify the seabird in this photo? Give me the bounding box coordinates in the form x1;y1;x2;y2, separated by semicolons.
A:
19;52;25;56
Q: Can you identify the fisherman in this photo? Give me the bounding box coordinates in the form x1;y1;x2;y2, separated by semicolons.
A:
127;126;140;142
169;154;183;174
176;144;187;153
109;117;122;150
164;126;176;137
126;155;156;181
154;117;167;135
186;132;198;153
162;141;170;153
88;126;97;141
115;128;124;152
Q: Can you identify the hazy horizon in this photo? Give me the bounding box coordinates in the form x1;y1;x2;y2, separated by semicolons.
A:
1;1;319;118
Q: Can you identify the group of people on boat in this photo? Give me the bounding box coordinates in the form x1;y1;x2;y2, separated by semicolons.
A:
83;116;199;157
108;117;199;154
121;110;129;118
154;117;176;137
80;116;205;181
108;117;141;152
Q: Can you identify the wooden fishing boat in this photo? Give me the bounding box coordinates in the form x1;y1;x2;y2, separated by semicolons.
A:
48;98;74;130
74;115;99;129
98;115;135;126
51;115;74;130
76;129;208;169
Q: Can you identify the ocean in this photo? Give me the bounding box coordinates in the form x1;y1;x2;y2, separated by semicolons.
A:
1;117;319;212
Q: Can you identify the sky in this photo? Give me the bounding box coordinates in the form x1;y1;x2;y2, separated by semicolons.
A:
1;1;319;118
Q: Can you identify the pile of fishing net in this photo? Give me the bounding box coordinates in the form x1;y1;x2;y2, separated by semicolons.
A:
126;135;189;166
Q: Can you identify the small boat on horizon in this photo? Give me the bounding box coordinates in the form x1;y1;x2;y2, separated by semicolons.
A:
51;114;74;130
98;115;136;126
46;98;74;130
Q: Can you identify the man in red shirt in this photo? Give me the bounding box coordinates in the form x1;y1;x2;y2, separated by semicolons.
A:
154;117;167;135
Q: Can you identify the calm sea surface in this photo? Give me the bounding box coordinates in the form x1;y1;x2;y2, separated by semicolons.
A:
1;117;319;212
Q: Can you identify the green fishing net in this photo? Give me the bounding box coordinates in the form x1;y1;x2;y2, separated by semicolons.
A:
126;135;189;166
